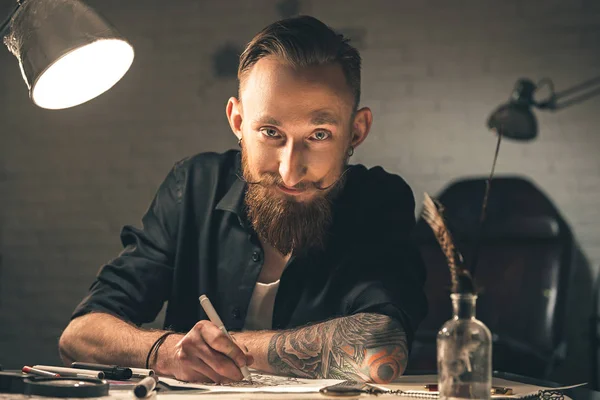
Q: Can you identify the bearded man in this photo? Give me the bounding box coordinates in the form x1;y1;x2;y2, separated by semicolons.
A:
59;15;427;384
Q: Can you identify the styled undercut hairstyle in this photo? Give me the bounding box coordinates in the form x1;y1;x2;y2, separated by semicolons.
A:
238;15;362;111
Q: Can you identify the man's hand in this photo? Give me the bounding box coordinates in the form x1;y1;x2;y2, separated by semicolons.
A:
59;313;253;384
164;320;254;383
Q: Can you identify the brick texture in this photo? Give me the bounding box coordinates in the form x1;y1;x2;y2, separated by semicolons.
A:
0;0;598;384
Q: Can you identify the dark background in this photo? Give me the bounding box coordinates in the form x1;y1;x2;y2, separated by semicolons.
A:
0;0;599;386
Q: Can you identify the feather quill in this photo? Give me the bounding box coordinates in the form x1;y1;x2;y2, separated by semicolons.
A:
422;192;474;294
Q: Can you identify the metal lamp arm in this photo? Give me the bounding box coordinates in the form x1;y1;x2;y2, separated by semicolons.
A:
533;78;557;110
535;76;600;111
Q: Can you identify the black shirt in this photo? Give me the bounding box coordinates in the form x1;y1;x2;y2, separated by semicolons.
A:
72;150;427;345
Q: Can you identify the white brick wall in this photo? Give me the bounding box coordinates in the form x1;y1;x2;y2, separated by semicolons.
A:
0;0;598;383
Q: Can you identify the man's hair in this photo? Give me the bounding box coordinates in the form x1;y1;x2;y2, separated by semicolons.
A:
238;15;361;110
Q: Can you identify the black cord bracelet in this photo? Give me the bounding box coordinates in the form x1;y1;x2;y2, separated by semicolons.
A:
145;331;176;369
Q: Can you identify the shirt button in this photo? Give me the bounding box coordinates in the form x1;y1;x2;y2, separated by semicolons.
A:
251;251;261;262
231;307;241;319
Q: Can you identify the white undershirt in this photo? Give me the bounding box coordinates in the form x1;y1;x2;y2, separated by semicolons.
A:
243;280;280;330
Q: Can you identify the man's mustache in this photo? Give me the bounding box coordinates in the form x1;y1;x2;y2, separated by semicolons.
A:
237;168;350;192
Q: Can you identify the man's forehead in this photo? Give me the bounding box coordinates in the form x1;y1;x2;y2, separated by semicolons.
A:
240;57;354;110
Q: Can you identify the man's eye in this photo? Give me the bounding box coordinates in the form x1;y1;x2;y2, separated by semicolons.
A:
260;128;280;138
312;131;331;141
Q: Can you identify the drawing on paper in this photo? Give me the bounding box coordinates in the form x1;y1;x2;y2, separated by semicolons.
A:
211;373;305;387
158;374;343;393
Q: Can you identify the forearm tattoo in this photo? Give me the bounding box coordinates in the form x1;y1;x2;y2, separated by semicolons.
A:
267;313;408;383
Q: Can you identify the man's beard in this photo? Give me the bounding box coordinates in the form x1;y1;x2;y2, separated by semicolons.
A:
242;149;347;256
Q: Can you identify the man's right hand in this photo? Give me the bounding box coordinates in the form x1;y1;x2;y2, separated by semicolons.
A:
165;320;254;383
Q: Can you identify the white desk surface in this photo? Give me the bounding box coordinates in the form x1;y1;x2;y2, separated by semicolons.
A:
0;375;572;400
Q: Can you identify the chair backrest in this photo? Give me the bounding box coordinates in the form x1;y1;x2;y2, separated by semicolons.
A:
408;176;573;377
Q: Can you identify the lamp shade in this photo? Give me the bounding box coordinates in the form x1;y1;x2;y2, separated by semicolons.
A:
3;0;134;109
486;103;538;141
486;78;538;141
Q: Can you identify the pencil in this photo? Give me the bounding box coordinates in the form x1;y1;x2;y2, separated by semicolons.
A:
22;366;61;377
32;365;105;379
199;295;252;382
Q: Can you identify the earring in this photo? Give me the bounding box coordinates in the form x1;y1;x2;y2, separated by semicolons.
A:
348;146;354;157
238;137;242;148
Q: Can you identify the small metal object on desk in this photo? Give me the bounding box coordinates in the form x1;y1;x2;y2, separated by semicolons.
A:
23;376;109;398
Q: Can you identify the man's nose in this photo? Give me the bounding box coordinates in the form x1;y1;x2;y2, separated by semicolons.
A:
279;142;307;188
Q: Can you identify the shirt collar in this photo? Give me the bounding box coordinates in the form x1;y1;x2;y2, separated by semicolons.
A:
215;152;247;217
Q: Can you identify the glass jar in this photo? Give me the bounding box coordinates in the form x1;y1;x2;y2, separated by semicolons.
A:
437;293;492;400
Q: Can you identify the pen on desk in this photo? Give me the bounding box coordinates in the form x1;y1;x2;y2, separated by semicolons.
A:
134;376;157;398
71;362;133;380
130;367;155;378
424;384;513;395
32;365;105;379
199;295;252;382
424;384;438;392
22;366;61;378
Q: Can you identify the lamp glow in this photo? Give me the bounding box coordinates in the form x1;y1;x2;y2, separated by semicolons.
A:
32;39;134;109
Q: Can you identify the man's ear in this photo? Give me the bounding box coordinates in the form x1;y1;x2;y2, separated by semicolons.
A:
350;107;373;148
226;97;243;141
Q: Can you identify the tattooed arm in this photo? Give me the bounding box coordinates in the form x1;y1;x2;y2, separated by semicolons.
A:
233;313;408;383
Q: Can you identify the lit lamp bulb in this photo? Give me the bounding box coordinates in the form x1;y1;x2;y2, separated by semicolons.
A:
3;0;134;109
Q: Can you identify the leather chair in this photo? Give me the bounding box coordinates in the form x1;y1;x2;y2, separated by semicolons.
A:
407;176;573;379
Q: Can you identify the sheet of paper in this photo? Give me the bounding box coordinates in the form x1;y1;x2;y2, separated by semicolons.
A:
159;372;345;393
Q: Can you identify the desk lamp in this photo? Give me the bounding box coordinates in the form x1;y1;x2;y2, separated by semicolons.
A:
1;0;134;109
470;76;600;275
488;76;600;139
